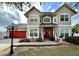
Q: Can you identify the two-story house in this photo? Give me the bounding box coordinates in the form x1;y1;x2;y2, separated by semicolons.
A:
24;3;77;41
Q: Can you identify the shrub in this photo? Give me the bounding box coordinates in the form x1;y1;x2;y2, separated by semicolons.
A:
49;36;55;41
3;36;8;39
36;36;43;42
19;38;31;42
64;36;79;45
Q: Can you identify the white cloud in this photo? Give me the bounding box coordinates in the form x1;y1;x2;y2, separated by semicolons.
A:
51;9;55;12
59;2;65;8
0;5;21;32
71;13;79;27
71;13;79;20
47;6;51;10
0;26;6;32
17;10;27;24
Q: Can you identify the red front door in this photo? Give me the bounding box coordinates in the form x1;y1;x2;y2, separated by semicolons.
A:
43;27;53;39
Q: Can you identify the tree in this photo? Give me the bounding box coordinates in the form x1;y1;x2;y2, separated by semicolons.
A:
0;2;43;12
72;24;79;36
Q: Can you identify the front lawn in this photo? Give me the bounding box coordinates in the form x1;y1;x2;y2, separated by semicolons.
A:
16;44;79;56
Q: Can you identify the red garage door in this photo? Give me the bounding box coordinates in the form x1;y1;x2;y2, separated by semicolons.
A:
9;31;26;38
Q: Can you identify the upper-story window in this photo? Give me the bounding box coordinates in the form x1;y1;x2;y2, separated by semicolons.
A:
60;14;69;21
30;19;37;22
65;15;68;21
43;16;51;23
30;19;33;22
60;15;64;21
29;14;38;23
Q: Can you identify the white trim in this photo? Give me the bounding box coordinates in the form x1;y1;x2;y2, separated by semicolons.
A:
43;16;51;23
58;25;71;26
53;16;57;24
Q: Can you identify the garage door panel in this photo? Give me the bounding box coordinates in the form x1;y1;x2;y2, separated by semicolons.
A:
9;31;26;38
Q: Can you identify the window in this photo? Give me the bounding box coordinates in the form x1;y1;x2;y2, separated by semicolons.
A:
60;29;64;37
30;29;33;36
60;15;64;21
30;19;38;22
65;15;68;21
43;17;51;23
60;14;69;21
30;19;33;22
54;19;56;22
30;29;38;37
34;19;37;22
29;14;38;23
60;29;69;37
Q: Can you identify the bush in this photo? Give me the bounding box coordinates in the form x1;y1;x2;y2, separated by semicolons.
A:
3;36;8;39
19;38;31;42
36;36;43;42
64;36;79;45
49;36;55;41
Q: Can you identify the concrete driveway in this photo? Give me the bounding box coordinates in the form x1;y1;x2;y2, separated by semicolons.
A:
0;39;20;55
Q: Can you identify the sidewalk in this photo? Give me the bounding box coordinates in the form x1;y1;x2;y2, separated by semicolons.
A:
0;44;10;56
0;44;10;52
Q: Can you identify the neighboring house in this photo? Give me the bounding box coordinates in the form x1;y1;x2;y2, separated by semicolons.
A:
7;24;27;38
24;3;77;41
0;32;8;39
73;33;79;36
0;32;3;39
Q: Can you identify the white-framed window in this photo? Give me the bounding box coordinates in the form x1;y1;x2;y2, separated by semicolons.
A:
29;14;38;23
54;19;56;22
30;19;37;23
60;28;69;37
30;29;38;37
60;13;69;21
43;16;51;23
30;19;33;22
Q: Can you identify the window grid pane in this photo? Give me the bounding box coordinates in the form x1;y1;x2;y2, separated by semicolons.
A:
30;19;33;22
60;15;64;21
44;18;50;22
65;15;68;21
60;14;69;21
60;29;69;37
30;29;38;37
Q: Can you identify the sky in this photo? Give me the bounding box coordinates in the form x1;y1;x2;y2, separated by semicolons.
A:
0;2;79;32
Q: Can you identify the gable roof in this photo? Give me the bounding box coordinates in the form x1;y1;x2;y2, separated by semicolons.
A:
24;3;77;16
24;6;41;16
55;3;77;14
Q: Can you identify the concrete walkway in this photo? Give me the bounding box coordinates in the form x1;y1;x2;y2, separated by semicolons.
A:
13;41;62;47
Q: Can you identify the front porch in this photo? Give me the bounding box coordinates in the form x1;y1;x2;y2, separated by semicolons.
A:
40;23;57;41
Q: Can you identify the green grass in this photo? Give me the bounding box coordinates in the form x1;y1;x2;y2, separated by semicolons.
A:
16;44;79;56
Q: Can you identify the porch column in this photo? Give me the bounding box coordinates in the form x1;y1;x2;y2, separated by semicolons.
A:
41;27;44;40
